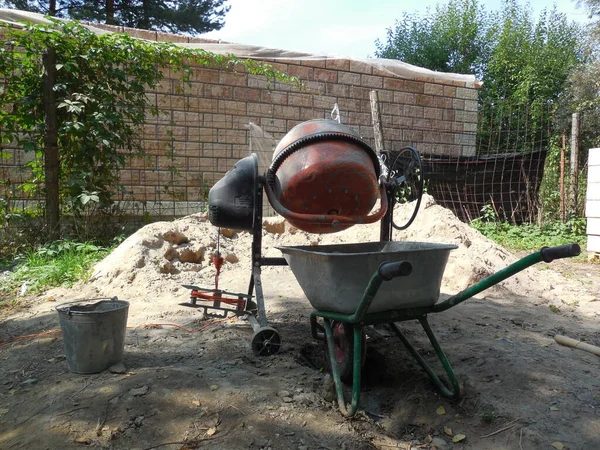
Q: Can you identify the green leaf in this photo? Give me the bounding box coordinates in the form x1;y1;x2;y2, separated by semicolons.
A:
23;142;37;152
452;434;466;443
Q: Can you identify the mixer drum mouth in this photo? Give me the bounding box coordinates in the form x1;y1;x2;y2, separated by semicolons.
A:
266;119;387;234
208;153;258;231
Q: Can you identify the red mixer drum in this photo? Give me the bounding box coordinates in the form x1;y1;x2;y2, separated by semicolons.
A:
265;119;387;234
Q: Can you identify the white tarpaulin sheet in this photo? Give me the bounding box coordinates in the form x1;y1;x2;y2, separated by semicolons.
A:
0;8;478;86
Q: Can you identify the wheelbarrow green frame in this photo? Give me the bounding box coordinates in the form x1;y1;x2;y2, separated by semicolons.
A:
309;244;581;417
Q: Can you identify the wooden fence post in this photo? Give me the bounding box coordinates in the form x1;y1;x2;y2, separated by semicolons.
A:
569;112;580;218
369;90;384;155
560;134;566;222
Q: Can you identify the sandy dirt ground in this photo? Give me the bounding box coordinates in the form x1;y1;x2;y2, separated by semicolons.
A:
1;196;599;450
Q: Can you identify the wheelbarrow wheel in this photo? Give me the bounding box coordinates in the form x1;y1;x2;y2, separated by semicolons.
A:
327;321;366;383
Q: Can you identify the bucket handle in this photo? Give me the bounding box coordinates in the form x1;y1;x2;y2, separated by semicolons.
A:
56;296;119;315
264;181;388;229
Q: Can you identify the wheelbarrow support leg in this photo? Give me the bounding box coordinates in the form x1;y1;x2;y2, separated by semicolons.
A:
390;317;460;399
323;319;362;417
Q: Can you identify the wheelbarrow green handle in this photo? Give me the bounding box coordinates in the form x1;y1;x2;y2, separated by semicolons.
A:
433;243;581;313
541;243;581;262
378;260;413;280
312;244;581;325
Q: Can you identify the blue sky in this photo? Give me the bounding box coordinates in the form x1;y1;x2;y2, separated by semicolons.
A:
202;0;592;58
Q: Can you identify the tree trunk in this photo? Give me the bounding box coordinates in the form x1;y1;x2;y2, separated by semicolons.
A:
43;48;60;241
106;0;116;24
48;0;56;16
140;0;151;29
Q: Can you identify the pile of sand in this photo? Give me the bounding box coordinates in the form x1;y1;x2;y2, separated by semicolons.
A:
81;195;567;307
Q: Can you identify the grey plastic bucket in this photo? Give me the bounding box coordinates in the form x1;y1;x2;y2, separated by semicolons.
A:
56;298;129;374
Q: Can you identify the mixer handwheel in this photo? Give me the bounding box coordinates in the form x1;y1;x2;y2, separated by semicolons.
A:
251;327;282;356
387;146;424;230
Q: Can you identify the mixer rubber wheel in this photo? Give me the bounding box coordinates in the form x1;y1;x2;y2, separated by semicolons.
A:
328;321;366;383
251;327;282;356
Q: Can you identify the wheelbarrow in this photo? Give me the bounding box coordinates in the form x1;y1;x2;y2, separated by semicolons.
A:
278;241;581;417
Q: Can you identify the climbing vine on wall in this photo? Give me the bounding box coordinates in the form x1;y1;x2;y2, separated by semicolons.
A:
0;18;299;238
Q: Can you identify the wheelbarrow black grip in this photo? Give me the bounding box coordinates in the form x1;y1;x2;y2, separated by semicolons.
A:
378;261;413;281
540;244;581;262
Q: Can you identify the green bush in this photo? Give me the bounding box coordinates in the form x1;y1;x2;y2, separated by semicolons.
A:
470;217;587;251
0;239;115;300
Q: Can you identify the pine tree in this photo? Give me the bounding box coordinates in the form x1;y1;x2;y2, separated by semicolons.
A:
0;0;230;34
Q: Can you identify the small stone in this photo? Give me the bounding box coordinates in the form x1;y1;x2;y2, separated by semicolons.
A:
164;247;178;261
293;393;318;406
129;385;149;397
109;363;127;374
224;252;238;263
262;218;286;235
21;378;39;385
160;261;180;274
277;390;291;398
134;416;144;427
141;238;163;249
179;248;202;263
282;397;293;403
162;230;188;245
182;264;202;272
431;437;450;450
219;228;236;238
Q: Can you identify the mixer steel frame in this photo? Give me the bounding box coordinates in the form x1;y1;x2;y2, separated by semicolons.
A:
242;147;424;357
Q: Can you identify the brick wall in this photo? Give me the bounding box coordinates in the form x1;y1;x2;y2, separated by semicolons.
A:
0;23;479;218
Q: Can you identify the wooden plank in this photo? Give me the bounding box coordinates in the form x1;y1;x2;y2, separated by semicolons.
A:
587;200;600;217
589;165;600;183
369;90;384;155
588;235;600;252
587;218;600;235
589;148;600;166
587;182;600;201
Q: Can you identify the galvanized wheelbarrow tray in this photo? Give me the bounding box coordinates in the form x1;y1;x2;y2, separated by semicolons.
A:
278;241;581;417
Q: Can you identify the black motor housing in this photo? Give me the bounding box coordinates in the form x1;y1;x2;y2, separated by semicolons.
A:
208;153;258;231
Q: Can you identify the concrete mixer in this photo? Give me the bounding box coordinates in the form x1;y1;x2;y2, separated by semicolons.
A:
181;118;424;356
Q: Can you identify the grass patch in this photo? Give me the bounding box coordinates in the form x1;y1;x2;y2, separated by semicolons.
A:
0;240;114;303
470;218;587;253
